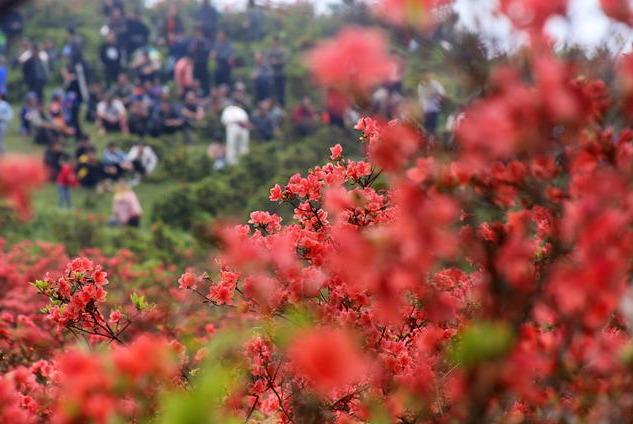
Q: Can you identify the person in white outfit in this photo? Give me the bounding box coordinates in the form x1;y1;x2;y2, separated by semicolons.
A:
127;140;158;185
221;103;250;166
417;72;446;135
0;94;13;155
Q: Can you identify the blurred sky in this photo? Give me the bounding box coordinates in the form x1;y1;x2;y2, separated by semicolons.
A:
146;0;633;52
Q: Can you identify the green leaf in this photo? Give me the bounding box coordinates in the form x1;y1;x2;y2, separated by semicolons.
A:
154;332;246;424
31;279;49;291
450;321;514;369
130;292;152;311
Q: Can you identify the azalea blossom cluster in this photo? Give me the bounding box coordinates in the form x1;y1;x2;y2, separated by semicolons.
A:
33;257;131;344
1;335;179;424
0;242;185;422
4;0;633;422
174;2;633;422
0;155;46;219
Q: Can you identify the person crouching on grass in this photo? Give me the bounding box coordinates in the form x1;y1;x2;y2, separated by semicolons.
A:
111;181;142;228
56;154;78;208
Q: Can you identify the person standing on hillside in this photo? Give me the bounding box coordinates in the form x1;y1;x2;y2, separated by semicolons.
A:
63;66;84;139
56;154;78;209
189;26;212;95
0;56;8;96
197;0;220;42
102;0;124;17
161;4;184;47
245;0;265;42
174;54;195;97
22;43;48;101
221;102;251;166
252;51;273;103
268;35;288;107
125;8;150;57
213;31;234;88
100;32;122;87
64;27;89;104
417;72;446;135
0;94;13;155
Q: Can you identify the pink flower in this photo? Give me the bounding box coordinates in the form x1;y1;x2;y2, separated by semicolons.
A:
288;328;364;393
269;184;284;201
108;311;122;324
248;211;282;233
601;0;633;24
330;144;343;161
306;27;396;96
178;272;198;290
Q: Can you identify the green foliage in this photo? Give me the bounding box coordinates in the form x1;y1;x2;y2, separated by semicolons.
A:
155;332;246;424
152;127;362;231
450;321;515;369
130;291;152;312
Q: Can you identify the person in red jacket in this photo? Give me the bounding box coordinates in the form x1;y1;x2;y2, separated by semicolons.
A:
56;154;78;208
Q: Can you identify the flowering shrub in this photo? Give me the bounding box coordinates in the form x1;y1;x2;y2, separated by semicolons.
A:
0;155;46;220
306;26;397;99
5;1;633;423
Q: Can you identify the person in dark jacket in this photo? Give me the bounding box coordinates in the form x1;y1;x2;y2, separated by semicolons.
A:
245;0;264;42
100;32;122;87
150;97;185;137
64;27;85;69
189;26;212;95
22;44;47;101
251;99;275;141
125;8;150;57
268;35;288;107
0;10;23;56
252;51;273;103
161;4;184;47
197;0;219;42
76;148;104;189
102;0;124;17
213;31;233;88
108;7;128;58
63;66;84;139
0;10;23;38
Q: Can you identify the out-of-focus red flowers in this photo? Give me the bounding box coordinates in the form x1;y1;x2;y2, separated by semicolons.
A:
330;143;343;161
53;335;178;424
457;57;608;168
500;0;568;32
10;0;633;421
178;271;198;290
600;0;633;24
306;27;397;97
0;155;46;219
366;120;422;171
288;328;364;394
